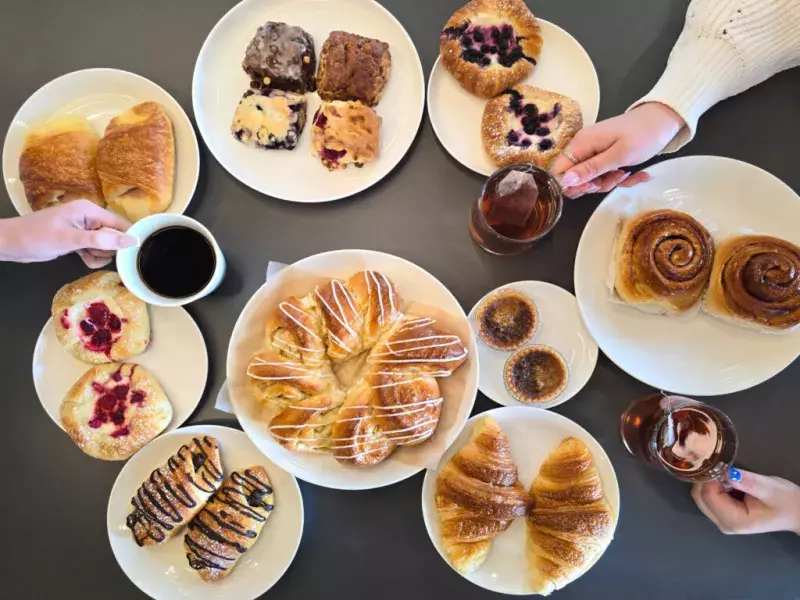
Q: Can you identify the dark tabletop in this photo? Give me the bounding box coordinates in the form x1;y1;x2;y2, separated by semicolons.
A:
2;1;799;598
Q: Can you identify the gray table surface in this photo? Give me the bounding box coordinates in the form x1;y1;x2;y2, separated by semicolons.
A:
2;0;799;598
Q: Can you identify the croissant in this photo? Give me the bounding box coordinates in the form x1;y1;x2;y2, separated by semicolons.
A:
126;436;224;546
18;114;104;211
527;437;613;595
185;466;275;583
435;417;531;574
97;101;175;222
247;271;469;467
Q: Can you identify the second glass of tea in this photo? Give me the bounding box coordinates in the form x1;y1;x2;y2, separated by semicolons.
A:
620;393;738;484
469;163;563;255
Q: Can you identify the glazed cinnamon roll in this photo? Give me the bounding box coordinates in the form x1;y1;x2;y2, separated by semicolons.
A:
706;235;800;331
613;209;715;314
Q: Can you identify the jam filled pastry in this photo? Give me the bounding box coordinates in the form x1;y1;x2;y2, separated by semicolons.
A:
184;467;275;583
705;235;800;331
316;31;392;106
126;436;223;546
231;89;307;150
439;0;543;98
527;437;613;595
242;21;316;93
613;209;715;314
435;417;532;574
311;101;382;171
52;271;150;364
482;86;583;168
60;363;173;460
18;114;104;211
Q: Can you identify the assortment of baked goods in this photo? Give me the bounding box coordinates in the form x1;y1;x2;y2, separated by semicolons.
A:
504;344;568;405
247;270;468;467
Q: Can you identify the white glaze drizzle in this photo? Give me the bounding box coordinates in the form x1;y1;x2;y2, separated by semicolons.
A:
279;301;321;341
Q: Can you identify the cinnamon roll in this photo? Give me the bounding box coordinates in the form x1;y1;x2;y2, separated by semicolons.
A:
613;209;715;314
705;235;800;331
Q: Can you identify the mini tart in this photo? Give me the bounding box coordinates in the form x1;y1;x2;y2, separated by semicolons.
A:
504;344;568;404
483;86;583;168
439;0;543;98
476;289;538;350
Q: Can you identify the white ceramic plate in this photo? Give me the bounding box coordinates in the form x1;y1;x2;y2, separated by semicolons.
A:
575;155;800;396
193;0;424;203
2;68;200;218
227;249;479;490
107;425;304;600
428;19;599;176
33;305;207;436
469;281;598;409
421;406;619;595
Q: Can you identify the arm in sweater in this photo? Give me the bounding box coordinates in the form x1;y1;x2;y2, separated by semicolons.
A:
632;0;800;152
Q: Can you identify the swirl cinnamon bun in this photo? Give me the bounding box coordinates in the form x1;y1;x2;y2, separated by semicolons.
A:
705;235;800;331
613;210;715;314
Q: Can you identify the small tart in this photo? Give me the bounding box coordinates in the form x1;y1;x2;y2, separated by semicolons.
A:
504;344;568;404
476;289;538;350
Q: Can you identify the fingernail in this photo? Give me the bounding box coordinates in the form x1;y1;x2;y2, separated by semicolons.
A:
586;185;600;194
618;172;631;182
728;467;742;482
118;234;139;249
560;173;580;187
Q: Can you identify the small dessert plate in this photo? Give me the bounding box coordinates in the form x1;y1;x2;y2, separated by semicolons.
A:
428;19;599;176
469;281;598;408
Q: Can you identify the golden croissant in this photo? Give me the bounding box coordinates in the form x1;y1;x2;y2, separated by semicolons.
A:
436;417;532;574
527;437;613;595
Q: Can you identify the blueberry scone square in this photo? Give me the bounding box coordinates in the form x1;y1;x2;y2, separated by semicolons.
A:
231;89;307;150
311;101;381;171
316;31;391;106
242;21;316;93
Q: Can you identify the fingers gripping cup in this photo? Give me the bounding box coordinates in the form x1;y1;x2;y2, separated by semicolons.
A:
116;214;226;306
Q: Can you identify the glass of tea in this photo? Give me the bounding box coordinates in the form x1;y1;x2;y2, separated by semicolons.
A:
469;163;563;255
620;393;738;484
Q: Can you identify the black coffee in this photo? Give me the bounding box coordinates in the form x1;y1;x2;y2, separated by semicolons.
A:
137;226;216;298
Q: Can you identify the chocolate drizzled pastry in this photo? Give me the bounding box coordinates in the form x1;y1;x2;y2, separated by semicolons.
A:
242;22;316;93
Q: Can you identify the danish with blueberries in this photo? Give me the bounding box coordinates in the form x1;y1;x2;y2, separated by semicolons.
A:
231;89;307;150
482;86;582;168
440;0;543;98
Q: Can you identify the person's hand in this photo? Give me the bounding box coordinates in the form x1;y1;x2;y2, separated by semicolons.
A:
550;103;686;199
0;200;137;268
692;467;800;536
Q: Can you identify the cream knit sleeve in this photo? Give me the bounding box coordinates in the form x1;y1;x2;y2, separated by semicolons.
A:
630;0;800;152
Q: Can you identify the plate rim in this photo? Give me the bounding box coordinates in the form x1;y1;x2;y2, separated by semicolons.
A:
191;0;425;203
420;405;620;595
467;280;599;409
2;66;200;217
574;154;800;396
426;18;601;176
226;248;479;490
31;304;208;433
105;423;304;600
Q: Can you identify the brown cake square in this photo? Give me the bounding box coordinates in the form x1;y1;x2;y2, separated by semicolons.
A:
242;21;316;93
316;31;391;106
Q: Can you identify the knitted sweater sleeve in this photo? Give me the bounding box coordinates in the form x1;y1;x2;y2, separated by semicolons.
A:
629;0;800;152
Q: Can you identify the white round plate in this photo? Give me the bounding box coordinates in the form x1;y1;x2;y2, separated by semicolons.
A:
227;249;479;490
421;406;619;595
108;425;304;600
33;305;208;435
2;68;200;217
575;155;800;396
193;0;425;203
428;19;599;176
468;281;598;409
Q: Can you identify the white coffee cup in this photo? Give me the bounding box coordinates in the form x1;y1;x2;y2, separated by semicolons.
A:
116;214;226;307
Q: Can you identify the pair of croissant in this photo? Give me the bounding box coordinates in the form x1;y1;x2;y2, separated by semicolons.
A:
435;417;613;595
18;101;174;221
125;436;275;583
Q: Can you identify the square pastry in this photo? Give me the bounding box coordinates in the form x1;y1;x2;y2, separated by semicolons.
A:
231;89;307;150
316;31;391;106
311;101;381;171
242;21;316;93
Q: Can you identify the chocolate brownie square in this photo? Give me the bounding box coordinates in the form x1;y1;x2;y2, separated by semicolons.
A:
316;31;391;106
231;89;307;150
242;22;316;93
